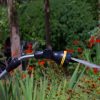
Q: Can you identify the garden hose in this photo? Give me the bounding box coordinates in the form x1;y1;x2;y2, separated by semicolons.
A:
0;49;100;79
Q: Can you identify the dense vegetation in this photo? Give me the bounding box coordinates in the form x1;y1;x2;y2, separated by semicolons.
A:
0;0;100;100
0;0;98;50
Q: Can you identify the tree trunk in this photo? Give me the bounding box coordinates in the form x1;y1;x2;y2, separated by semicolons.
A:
44;0;52;49
7;0;21;59
0;0;7;5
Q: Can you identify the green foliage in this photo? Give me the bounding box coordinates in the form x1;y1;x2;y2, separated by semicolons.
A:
0;6;9;43
87;0;98;20
18;0;97;50
18;0;45;46
50;0;97;50
0;0;98;50
0;58;100;100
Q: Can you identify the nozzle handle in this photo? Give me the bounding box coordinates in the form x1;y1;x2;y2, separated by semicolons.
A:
34;50;72;64
6;58;21;72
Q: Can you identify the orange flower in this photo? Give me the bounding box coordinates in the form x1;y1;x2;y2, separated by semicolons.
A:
28;65;34;71
38;60;45;66
27;65;35;77
25;49;33;54
24;43;33;54
22;74;27;79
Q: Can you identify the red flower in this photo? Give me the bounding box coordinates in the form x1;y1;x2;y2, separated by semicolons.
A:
27;43;32;49
77;47;82;53
88;36;96;48
96;39;100;43
89;36;95;44
25;43;33;54
93;68;98;74
66;49;74;54
38;60;45;66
